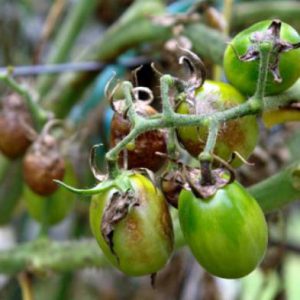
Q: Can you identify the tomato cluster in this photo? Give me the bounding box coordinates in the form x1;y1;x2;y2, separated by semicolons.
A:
24;19;300;280
0;95;75;226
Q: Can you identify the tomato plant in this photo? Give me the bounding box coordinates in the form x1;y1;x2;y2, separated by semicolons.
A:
89;173;174;276
178;180;268;279
224;20;300;96
176;80;259;166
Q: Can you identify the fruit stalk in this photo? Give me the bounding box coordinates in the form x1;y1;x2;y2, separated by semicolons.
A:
0;72;48;130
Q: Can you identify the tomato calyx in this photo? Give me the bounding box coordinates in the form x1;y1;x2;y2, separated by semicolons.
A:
161;169;185;208
235;19;300;83
183;167;234;199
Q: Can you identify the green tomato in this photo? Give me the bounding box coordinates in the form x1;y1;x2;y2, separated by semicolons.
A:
178;181;268;279
224;20;300;96
176;80;259;166
89;173;174;276
24;162;77;225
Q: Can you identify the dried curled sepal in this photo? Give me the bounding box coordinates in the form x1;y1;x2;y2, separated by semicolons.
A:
237;19;300;83
177;47;206;91
161;170;185;208
183;167;233;199
101;190;139;260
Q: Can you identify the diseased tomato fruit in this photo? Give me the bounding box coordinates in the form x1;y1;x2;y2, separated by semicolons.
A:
224;20;300;96
110;104;167;171
176;80;259;166
24;162;77;225
161;170;184;208
90;173;174;276
178;181;268;279
0;94;33;159
23;134;65;196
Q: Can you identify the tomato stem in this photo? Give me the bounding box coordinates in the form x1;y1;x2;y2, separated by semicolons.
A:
18;272;34;300
253;42;272;102
0;72;49;131
199;121;219;185
106;74;300;167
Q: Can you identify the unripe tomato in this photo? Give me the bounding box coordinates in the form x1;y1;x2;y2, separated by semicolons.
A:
24;162;77;225
224;20;300;96
178;181;268;279
176;80;259;166
110;104;167;171
90;173;174;276
0;94;33;159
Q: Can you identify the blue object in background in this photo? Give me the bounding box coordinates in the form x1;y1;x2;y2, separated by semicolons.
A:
69;64;125;123
70;0;197;144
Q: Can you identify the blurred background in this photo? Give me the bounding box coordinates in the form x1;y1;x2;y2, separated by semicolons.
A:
1;0;300;299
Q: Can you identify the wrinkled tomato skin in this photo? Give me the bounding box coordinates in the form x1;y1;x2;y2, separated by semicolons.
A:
110;105;167;172
90;174;174;276
178;181;268;279
176;81;259;167
0;95;33;159
224;20;300;96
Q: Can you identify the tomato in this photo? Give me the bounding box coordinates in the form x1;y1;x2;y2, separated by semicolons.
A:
110;104;167;172
89;173;174;276
24;162;77;225
161;170;184;208
224;20;300;96
176;80;259;166
178;181;268;279
23;134;65;196
0;94;33;159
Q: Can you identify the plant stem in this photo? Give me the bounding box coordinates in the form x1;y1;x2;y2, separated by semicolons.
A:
18;273;34;300
0;72;48;131
160;75;175;119
253;42;272;101
106;69;298;164
0;239;109;275
37;0;98;97
199;121;219;185
249;162;300;213
203;121;219;155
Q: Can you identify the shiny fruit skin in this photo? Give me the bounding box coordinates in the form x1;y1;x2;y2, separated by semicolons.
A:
0;94;33;159
224;20;300;96
178;181;268;279
90;173;174;276
176;80;259;166
24;162;77;225
110;104;167;172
